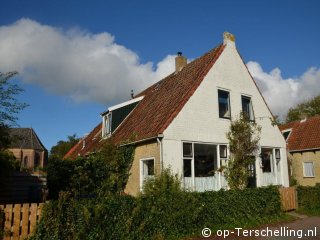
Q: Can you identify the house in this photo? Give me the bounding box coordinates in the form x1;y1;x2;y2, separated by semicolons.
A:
280;115;320;186
8;128;48;170
65;32;289;195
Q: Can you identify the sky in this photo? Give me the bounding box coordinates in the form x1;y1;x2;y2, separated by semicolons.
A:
0;0;319;151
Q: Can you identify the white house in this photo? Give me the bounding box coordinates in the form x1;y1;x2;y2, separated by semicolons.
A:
65;32;289;195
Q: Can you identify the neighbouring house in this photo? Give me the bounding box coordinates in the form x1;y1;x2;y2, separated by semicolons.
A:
8;128;48;170
280;115;320;186
65;32;289;195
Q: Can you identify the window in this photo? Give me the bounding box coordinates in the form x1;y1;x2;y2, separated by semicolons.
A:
282;130;291;141
103;113;112;137
218;90;231;119
140;158;155;188
275;149;281;162
261;149;272;173
219;145;228;167
241;95;254;120
303;162;315;177
182;142;217;177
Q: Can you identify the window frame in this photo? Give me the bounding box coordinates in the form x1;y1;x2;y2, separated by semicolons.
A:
303;162;315;178
218;89;231;119
241;95;254;121
140;157;155;190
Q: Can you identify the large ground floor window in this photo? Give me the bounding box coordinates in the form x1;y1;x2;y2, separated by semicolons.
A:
183;142;229;191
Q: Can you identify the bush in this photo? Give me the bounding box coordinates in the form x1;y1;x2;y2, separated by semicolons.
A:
47;141;134;199
32;186;282;240
297;185;320;215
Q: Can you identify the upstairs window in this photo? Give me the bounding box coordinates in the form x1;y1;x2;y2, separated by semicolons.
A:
241;95;254;121
218;90;231;119
282;130;291;142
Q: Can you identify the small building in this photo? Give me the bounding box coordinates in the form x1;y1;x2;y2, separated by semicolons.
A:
280;115;320;186
8;128;48;170
65;32;289;195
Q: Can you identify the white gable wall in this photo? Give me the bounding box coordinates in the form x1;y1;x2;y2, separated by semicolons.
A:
162;42;289;187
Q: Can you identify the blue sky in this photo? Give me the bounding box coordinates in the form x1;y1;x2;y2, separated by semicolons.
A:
0;0;319;151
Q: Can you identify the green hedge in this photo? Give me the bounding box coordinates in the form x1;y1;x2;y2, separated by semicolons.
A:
31;186;282;240
297;185;320;215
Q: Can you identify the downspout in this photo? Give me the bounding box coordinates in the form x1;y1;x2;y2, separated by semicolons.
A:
157;134;164;172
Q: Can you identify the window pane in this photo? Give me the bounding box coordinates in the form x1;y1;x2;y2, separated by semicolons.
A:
218;90;230;118
275;149;280;160
241;96;253;120
194;144;217;177
183;143;193;157
219;145;227;158
143;160;154;176
283;131;291;141
261;150;272;173
183;159;192;177
304;162;314;177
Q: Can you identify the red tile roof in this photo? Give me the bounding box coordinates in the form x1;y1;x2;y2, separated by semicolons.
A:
279;115;320;151
64;44;225;159
64;123;102;159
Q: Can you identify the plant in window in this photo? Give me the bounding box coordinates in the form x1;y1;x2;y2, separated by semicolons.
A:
225;113;261;190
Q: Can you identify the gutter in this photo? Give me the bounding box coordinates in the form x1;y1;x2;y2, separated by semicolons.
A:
289;147;320;153
119;134;163;147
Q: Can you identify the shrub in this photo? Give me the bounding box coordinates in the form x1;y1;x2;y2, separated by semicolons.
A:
32;186;282;239
297;185;320;215
141;168;182;196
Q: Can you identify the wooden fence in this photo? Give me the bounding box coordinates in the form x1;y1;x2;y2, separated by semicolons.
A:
279;186;297;211
0;203;44;240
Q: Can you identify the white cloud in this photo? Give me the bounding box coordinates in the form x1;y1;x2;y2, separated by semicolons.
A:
0;19;175;104
247;61;320;119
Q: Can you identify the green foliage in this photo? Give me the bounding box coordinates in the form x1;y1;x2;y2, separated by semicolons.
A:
286;95;320;123
32;186;282;240
297;185;320;215
47;141;134;199
225;113;261;189
142;168;182;196
50;134;79;160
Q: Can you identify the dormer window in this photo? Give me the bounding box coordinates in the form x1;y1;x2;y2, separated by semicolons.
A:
103;113;112;138
281;129;292;142
101;96;144;138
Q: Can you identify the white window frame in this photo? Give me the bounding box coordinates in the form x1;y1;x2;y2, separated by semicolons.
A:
241;95;254;121
281;129;292;142
140;157;155;190
218;89;231;119
102;113;112;138
303;162;315;178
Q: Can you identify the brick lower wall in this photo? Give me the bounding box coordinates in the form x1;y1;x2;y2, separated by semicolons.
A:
291;150;320;186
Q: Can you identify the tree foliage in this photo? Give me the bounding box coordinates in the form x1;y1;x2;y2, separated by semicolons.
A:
0;71;28;127
286;95;320;123
225;113;261;190
49;134;79;160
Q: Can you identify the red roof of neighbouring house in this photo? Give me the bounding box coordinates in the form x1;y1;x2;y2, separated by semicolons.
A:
279;115;320;151
64;44;225;159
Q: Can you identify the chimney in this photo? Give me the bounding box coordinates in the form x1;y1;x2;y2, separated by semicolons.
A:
223;32;236;47
175;52;187;73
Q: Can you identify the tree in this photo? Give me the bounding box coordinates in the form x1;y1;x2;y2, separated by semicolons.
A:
224;113;261;190
286;95;320;123
0;71;28;128
49;134;79;160
0;71;27;174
